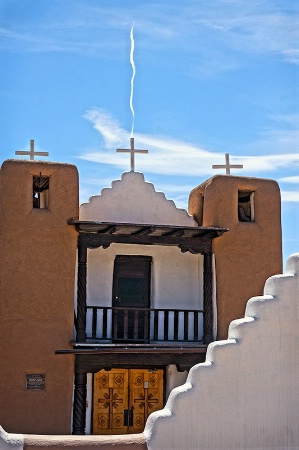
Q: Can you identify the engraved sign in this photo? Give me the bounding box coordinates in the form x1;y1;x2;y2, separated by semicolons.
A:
26;374;45;390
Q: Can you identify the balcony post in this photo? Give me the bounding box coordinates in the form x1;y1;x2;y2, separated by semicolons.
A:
203;252;213;344
72;372;87;435
77;243;87;342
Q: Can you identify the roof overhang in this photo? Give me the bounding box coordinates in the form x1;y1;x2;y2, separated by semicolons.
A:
68;220;229;254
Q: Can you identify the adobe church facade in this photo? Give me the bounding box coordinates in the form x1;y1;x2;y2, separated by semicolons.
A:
0;157;282;436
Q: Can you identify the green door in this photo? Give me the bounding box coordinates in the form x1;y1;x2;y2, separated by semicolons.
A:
112;256;151;341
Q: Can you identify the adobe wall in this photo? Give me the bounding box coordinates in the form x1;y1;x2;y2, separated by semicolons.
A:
145;253;299;449
0;160;79;434
2;253;298;449
189;175;283;339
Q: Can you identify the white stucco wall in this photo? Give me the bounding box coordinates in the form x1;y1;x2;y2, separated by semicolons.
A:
86;244;204;341
145;253;299;450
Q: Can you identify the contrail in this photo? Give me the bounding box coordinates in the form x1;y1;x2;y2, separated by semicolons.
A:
130;23;135;137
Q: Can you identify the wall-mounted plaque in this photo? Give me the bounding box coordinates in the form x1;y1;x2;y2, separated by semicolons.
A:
26;374;45;390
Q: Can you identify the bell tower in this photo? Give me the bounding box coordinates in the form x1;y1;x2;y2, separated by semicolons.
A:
189;174;283;339
0;159;79;434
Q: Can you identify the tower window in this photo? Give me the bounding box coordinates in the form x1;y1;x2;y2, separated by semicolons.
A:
33;174;49;209
238;191;254;222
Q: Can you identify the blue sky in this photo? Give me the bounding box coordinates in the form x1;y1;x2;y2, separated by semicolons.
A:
0;0;298;264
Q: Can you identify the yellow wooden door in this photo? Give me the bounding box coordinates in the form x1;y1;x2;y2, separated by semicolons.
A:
93;369;128;434
128;369;164;433
93;369;164;434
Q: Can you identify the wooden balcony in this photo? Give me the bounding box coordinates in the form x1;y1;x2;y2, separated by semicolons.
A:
85;306;204;343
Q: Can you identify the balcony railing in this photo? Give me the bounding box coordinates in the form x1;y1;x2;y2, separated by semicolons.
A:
85;306;204;343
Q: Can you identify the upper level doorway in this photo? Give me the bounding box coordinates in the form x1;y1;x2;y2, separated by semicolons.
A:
112;255;152;341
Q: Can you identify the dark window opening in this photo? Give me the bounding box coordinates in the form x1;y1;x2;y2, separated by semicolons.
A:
33;174;49;209
238;190;254;222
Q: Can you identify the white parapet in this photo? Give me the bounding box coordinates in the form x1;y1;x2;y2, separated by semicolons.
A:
145;253;299;450
0;426;23;450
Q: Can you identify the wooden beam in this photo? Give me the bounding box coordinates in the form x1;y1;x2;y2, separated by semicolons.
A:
78;232;212;254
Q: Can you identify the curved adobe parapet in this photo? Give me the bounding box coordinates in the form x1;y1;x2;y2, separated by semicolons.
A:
80;172;196;226
0;426;23;450
0;426;146;450
145;253;299;450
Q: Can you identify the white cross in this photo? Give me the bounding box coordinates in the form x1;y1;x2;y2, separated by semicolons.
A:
15;140;49;161
212;153;243;175
116;138;148;172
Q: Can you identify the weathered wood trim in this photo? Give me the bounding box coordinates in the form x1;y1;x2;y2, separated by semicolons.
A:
74;352;207;374
78;232;212;254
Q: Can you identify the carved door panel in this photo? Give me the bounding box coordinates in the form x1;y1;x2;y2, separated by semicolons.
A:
93;369;128;435
128;369;164;433
93;369;163;434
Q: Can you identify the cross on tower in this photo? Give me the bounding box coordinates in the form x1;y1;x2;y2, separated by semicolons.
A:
212;153;243;175
116;138;148;172
15;140;49;161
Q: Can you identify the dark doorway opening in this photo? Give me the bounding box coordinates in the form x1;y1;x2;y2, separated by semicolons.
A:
112;255;152;342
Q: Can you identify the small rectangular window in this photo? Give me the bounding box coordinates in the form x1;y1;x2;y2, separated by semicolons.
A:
33;174;49;209
238;191;254;222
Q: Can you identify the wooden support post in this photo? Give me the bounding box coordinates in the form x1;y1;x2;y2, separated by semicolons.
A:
77;244;87;342
72;372;87;435
203;252;213;344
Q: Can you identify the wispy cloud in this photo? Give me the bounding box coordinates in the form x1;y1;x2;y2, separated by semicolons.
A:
279;176;299;185
81;108;299;177
281;191;299;202
83;109;126;147
1;0;298;69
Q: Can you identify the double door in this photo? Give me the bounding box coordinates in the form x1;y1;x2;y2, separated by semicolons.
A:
93;368;163;434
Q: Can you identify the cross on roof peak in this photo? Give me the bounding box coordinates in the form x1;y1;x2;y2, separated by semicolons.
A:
116;137;148;172
15;140;49;161
212;153;243;176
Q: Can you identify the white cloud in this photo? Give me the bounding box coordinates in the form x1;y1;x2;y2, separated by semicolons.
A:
282;49;299;65
84;109;126;147
279;176;299;184
1;1;298;68
80;108;299;177
281;191;299;202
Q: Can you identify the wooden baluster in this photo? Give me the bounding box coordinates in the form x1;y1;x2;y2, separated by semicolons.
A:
92;307;97;339
124;309;128;340
154;310;159;340
134;309;139;340
194;311;199;341
144;309;149;342
184;311;188;341
164;310;169;341
174;311;179;341
102;308;107;339
113;309;118;340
